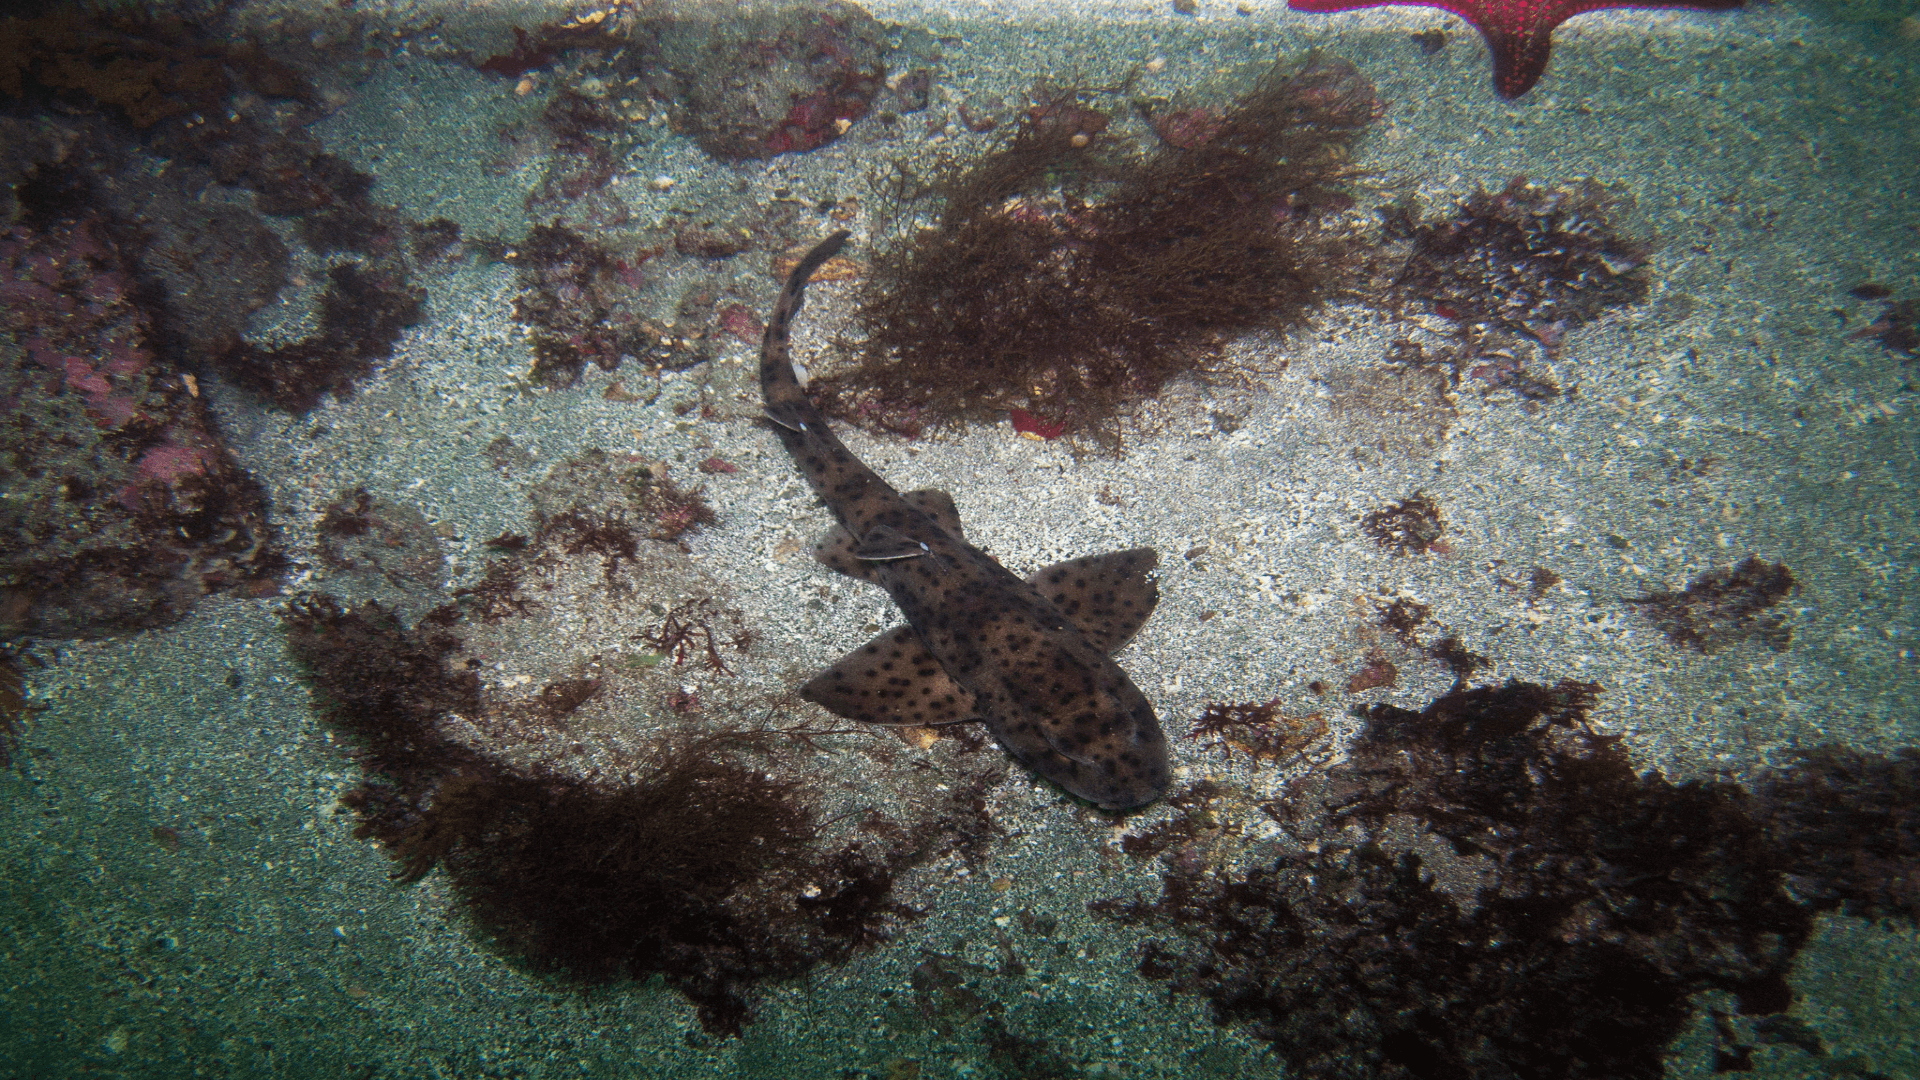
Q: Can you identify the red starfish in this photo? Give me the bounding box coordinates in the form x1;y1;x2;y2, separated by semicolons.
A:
1288;0;1743;99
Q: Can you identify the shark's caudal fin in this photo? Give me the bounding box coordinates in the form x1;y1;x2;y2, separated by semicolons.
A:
759;230;851;413
783;230;850;290
799;548;1161;728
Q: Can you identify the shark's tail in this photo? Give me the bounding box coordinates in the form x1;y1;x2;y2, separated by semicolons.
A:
760;230;850;433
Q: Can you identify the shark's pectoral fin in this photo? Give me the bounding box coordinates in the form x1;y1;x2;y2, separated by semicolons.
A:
903;489;965;540
814;525;883;583
801;626;979;726
853;524;930;561
1028;548;1161;654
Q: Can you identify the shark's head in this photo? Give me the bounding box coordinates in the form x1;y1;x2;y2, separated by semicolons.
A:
1079;690;1171;811
1009;669;1170;811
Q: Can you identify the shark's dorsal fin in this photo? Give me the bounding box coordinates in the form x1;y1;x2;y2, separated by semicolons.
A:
853;525;930;561
813;489;964;582
1028;548;1161;654
800;626;979;726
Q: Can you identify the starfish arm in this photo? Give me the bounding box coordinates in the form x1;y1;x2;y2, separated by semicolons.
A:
1483;24;1558;98
1289;0;1436;10
1285;0;1564;97
1288;0;1745;99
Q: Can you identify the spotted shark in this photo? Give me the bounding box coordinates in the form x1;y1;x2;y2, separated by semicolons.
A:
759;230;1169;810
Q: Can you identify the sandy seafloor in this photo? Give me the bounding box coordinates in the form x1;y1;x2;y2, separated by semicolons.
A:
3;0;1919;1076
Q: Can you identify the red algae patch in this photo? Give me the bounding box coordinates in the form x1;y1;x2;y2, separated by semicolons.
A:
822;56;1381;449
1;189;279;637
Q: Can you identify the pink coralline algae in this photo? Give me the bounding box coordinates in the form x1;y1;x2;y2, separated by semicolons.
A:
133;444;211;483
764;85;870;156
717;303;763;342
1;205;279;638
115;444;215;513
8;219;154;434
26;336;140;428
1009;408;1068;440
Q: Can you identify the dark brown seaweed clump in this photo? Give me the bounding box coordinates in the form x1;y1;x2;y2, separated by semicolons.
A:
501;224;739;390
1188;699;1328;764
410;218;464;263
1425;634;1487;688
214;261;425;411
521;87;631;223
1851;297;1918;358
285;595;918;1035
1755;745;1920;922
1389;176;1652;344
0;11;317;129
1093;679;1920;1079
1627;556;1795;653
152;103;433;413
1374;595;1432;643
0;9;437;413
1117;780;1234;860
1360;492;1446;556
819;56;1381;447
1092;680;1815;1080
506;223;651;388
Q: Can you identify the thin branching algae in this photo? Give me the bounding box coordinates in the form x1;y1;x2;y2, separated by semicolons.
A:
1189;699;1331;765
818;56;1382;447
